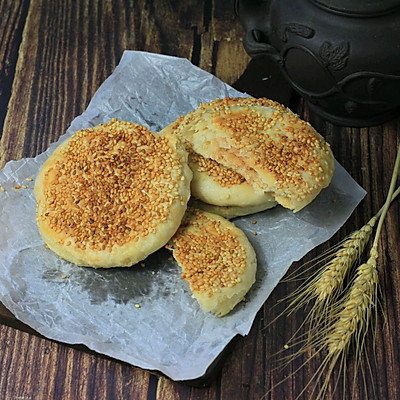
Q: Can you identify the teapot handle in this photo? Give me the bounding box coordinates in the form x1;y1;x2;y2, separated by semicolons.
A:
243;29;282;64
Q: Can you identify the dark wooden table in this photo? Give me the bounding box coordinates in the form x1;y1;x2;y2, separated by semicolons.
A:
1;1;399;399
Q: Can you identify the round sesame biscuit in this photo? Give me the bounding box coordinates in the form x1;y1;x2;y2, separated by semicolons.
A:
189;198;277;220
175;97;335;212
34;119;192;268
168;208;257;317
160;119;275;207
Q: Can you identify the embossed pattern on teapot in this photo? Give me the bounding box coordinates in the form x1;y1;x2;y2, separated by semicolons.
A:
235;0;400;126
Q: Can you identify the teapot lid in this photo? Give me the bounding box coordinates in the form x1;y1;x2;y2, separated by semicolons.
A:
310;0;400;16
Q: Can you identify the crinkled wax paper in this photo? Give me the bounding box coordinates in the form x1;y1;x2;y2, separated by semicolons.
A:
0;51;366;380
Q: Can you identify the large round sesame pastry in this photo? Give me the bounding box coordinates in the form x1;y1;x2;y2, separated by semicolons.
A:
175;97;335;212
34;119;192;268
160;119;275;207
189;198;277;220
167;208;257;317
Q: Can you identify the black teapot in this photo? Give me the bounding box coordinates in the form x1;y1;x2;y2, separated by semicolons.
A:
235;0;400;127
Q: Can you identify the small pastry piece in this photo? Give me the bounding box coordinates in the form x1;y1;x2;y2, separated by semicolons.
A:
189;198;277;220
168;208;257;317
160;119;274;207
34;119;192;268
175;97;335;212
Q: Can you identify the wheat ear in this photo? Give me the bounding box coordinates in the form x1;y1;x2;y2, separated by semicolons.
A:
326;246;379;356
266;185;400;367
285;184;400;326
313;218;376;303
314;181;400;306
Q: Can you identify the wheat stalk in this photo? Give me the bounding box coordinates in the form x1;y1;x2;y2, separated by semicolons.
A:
266;187;400;372
328;141;400;349
280;185;400;335
311;142;400;400
266;142;400;400
315;181;400;305
309;242;380;400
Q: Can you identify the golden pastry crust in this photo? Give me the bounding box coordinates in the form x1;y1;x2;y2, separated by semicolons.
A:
175;97;335;212
189;198;277;220
160;119;275;207
34;119;192;268
168;208;257;317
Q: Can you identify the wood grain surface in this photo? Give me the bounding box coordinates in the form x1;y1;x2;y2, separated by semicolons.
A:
1;1;399;399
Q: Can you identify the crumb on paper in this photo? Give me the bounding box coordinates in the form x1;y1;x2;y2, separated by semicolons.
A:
26;177;33;181
14;185;21;190
22;185;29;189
134;304;141;308
61;275;67;279
252;231;257;236
0;186;5;192
140;262;146;268
251;220;257;224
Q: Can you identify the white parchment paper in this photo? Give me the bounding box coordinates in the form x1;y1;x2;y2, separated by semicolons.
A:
0;51;366;381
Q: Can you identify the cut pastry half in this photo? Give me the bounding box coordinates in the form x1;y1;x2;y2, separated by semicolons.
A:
174;97;335;212
160;118;275;207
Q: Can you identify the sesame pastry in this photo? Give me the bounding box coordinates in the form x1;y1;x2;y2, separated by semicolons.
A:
34;119;192;268
167;208;257;317
175;97;335;212
160;118;276;207
189;198;277;220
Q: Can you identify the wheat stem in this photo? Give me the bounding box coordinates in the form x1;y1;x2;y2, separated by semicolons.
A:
373;143;400;245
375;185;400;219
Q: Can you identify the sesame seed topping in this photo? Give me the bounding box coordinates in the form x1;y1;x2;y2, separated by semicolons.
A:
179;97;334;210
37;119;185;252
169;208;248;296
